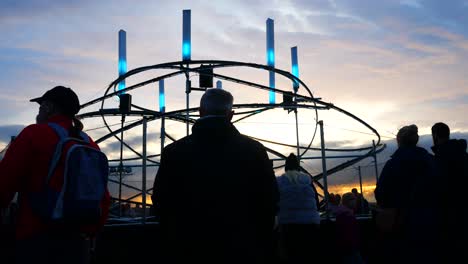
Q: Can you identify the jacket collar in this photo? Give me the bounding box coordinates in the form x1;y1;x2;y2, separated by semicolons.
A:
46;114;73;128
391;145;429;159
191;116;239;138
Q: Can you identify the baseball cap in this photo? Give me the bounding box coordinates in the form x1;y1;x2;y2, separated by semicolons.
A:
30;86;80;117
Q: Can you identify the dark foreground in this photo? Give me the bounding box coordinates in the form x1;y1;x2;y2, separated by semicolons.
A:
1;217;380;263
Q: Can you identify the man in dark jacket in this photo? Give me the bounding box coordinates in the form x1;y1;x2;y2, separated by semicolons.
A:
375;124;439;264
152;89;279;264
431;122;468;262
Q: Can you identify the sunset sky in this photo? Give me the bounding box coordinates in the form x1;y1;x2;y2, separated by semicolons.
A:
1;0;468;202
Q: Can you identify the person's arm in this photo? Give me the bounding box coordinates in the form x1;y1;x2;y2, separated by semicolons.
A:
374;160;392;207
152;147;169;219
257;144;279;228
0;127;33;208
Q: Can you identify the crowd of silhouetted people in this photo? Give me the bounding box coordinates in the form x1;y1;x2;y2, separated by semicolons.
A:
1;87;468;264
374;123;468;264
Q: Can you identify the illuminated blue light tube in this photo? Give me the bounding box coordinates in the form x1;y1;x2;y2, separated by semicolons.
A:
159;80;165;113
266;18;275;104
118;30;127;93
216;80;222;89
182;10;191;61
291;46;299;92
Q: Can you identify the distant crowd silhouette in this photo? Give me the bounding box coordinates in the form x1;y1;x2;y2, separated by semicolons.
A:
1;87;468;264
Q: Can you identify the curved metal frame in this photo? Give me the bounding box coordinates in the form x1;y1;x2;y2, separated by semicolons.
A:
78;59;386;204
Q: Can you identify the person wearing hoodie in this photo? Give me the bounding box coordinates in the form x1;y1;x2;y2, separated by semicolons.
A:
431;122;468;262
277;153;321;264
374;124;439;264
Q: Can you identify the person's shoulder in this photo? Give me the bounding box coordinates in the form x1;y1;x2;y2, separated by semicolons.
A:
18;123;51;138
162;135;192;153
236;133;265;149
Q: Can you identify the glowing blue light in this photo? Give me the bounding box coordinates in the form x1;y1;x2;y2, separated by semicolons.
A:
182;42;191;59
118;30;127;93
267;50;275;65
269;90;275;104
118;60;127;92
266;18;275;104
159;94;165;112
292;65;299;77
182;10;191;61
118;60;127;76
159;80;165;113
291;46;299;92
292;65;299;91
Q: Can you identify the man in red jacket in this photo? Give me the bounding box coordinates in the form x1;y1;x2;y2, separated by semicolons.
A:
0;86;110;264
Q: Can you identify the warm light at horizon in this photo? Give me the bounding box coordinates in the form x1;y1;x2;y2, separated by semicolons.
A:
328;183;377;202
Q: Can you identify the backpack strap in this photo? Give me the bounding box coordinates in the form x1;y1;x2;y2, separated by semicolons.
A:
47;123;70;183
46;123;92;183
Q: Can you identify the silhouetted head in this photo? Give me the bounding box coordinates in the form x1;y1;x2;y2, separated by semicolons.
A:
335;194;342;204
30;86;80;124
351;188;358;195
396;124;419;147
199;88;234;120
342;192;357;211
285;153;300;171
432;122;450;146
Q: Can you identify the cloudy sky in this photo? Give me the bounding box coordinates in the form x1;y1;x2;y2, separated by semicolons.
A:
1;0;468;201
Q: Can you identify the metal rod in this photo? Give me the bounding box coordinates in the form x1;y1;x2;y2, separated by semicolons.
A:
161;117;165;153
118;114;125;217
186;78;190;136
372;140;379;183
269;155;370;161
295;108;300;158
358;166;363;198
319;120;329;215
142;118;147;224
358;166;364;214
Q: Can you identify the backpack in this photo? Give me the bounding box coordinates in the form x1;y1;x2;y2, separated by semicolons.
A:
30;123;109;225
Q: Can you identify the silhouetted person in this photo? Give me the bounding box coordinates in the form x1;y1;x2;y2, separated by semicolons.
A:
431;122;468;262
335;193;342;206
351;188;369;215
277;153;321;264
335;192;363;264
329;193;338;216
374;124;439;264
152;89;279;264
0;86;110;264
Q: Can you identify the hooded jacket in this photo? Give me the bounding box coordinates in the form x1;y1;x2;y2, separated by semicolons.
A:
432;139;467;201
277;170;320;224
375;146;437;208
431;139;468;235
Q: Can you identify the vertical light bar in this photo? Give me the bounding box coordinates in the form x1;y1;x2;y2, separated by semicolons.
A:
216;80;222;89
291;46;299;93
266;18;275;104
118;30;127;93
182;10;191;61
159;79;165;113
